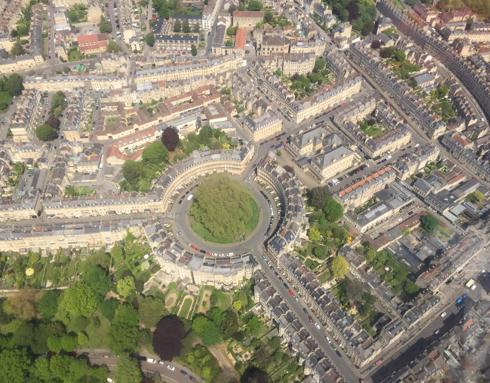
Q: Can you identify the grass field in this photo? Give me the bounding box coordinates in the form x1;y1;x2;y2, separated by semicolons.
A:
213;289;233;311
178;296;195;319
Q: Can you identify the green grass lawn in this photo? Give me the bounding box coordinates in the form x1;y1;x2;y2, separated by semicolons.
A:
212;289;232;311
178;296;194;319
64;185;95;197
359;121;386;138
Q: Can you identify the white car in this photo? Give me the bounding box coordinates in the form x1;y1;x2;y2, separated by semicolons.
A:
315;323;321;330
440;311;447;318
158;360;165;365
167;365;176;371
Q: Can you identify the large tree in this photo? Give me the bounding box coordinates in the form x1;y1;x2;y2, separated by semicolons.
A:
192;315;222;346
331;256;349;280
35;124;58;141
138;296;165;328
109;305;140;354
161;127;180;151
37;290;61;320
307;187;330;209
0;348;31;383
80;264;112;298
420;214;439;233
322;197;343;222
142;141;168;165
152;315;185;360
115;355;142;383
99;16;112;33
4;73;23;96
57;282;99;322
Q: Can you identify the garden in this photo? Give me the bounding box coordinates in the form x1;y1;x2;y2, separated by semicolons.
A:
359;118;387;139
121;126;235;192
297;187;349;275
277;57;334;99
0;230;306;383
379;47;421;80
0;233;160;383
152;281;304;382
426;84;457;122
357;243;420;300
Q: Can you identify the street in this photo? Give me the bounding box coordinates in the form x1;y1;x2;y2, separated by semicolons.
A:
254;249;361;383
81;350;202;383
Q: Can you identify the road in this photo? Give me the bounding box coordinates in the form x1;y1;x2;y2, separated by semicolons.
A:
254;249;361;383
82;350;202;383
377;0;490;122
370;302;466;382
170;174;274;256
345;48;490;188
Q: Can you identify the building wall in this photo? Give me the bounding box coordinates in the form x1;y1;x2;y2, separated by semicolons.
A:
134;56;244;84
295;77;362;123
0;226;142;253
247;119;283;142
310;151;358;182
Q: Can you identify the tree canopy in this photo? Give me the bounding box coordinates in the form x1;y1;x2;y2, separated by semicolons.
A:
57;282;99;322
115;354;142;383
144;32;155;47
420;214;440;233
322;197;343;222
0;73;23;111
307;187;330;209
331;256;349;279
35;124;58;141
37;290;61;320
109;304;140;354
116;276;136;299
189;174;259;243
99;16;112;33
152;315;185;360
161;127;180;151
191;315;222;346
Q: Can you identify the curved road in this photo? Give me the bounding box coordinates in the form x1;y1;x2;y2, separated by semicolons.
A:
377;0;490;122
170;175;274;256
81;350;202;383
